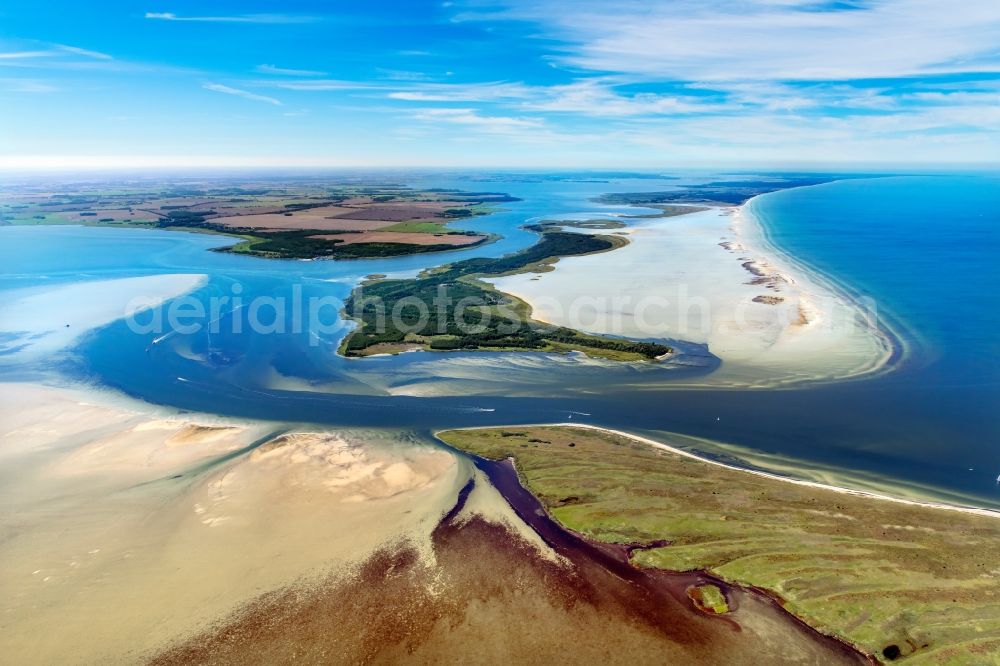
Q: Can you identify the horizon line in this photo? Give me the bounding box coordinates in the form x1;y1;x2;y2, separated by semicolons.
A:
1;158;999;173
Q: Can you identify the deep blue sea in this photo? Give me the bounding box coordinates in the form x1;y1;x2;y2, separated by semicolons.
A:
745;175;1000;502
2;173;998;507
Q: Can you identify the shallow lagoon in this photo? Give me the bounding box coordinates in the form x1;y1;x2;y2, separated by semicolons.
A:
1;173;998;508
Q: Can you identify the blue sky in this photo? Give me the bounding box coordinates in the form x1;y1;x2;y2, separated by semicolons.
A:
1;0;999;168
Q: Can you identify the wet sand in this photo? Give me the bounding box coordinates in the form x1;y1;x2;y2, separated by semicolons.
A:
0;383;461;663
487;202;893;388
0;273;207;362
3;382;873;663
154;463;868;666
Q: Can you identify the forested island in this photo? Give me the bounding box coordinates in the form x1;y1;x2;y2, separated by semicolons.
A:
594;175;853;206
341;229;672;361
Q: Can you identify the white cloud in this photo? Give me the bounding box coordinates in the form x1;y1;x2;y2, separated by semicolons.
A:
0;50;54;59
606;93;1000;164
269;79;381;91
56;45;112;60
387;81;535;102
413;107;542;130
268;76;727;117
526;79;730;116
385;79;728;116
0;44;112;61
452;0;1000;81
145;12;319;24
406;107;605;147
202;83;283;105
376;68;434;82
255;64;327;76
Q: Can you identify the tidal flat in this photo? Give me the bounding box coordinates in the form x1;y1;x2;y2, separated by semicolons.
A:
2;172;998;664
0;384;866;665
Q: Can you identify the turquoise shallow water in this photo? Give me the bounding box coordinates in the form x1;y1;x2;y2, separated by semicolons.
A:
1;172;999;507
750;175;1000;380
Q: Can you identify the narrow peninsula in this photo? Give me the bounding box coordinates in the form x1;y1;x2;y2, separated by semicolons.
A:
438;425;1000;664
340;228;671;360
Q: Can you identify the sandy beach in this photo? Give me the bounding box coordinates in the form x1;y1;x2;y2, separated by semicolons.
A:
487;199;895;387
548;423;1000;519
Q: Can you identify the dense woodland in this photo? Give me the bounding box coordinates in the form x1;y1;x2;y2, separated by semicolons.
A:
343;231;671;359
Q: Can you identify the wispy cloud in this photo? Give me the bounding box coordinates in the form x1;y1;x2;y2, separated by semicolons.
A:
262;74;758;119
0;50;53;59
255;64;326;77
413;107;542;130
613;98;1000;163
451;0;1000;81
145;12;320;24
406;106;605;148
203;83;282;105
56;44;112;60
524;80;731;116
269;79;381;91
386;81;535;102
0;44;112;61
376;68;436;82
0;78;58;93
384;79;729;116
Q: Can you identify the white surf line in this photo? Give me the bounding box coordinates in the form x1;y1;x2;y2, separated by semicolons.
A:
439;422;1000;520
736;193;900;380
566;423;1000;519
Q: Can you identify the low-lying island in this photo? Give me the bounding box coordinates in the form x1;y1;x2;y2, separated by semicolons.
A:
437;425;1000;664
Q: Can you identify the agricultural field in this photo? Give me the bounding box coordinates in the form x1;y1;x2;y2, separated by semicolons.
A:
0;179;515;259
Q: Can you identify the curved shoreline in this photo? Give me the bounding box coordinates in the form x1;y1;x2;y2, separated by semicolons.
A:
488;184;896;388
440;422;1000;518
459;450;873;664
436;422;1000;660
740;183;907;381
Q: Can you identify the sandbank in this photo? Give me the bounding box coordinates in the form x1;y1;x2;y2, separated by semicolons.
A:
548;423;1000;519
0;273;207;362
0;382;467;662
486;199;894;387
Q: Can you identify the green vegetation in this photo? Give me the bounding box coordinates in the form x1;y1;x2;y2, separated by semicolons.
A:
437;426;1000;665
524;219;626;232
423;189;520;203
440;207;475;218
687;584;730;614
341;230;671;360
625;204;711;219
160;209;213;226
1;180;516;259
594;176;843;206
0;212;75;225
223;230;488;260
381;220;450;233
524;205;708;232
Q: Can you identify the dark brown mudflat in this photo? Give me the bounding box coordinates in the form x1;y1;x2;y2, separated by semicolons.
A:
150;464;872;665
